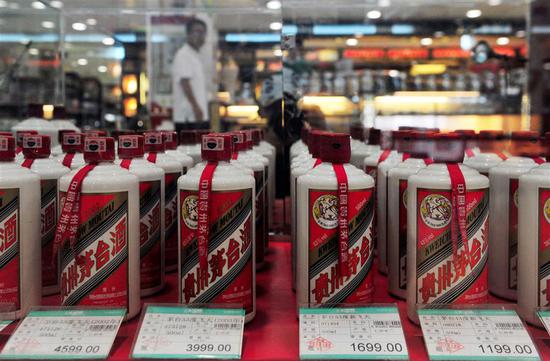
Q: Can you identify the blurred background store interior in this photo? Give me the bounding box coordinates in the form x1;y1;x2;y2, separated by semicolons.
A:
0;0;548;141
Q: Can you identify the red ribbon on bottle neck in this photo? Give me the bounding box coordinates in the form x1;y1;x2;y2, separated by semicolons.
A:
62;153;75;168
147;153;157;163
231;152;238;160
532;156;545;165
446;164;471;264
21;158;34;169
402;153;410;162
377;150;391;165
465;149;475;158
15;147;22;155
423;158;434;165
120;159;132;169
333;163;349;278
52;164;97;257
197;162;218;272
313;158;322;168
496;152;508;160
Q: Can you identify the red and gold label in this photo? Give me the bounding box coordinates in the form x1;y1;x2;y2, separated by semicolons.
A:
180;188;254;314
60;191;129;308
538;188;550;307
139;180;162;290
165;171;182;270
398;179;408;291
416;188;489;305
308;188;374;306
0;188;20;310
508;178;519;290
254;170;265;264
40;179;58;290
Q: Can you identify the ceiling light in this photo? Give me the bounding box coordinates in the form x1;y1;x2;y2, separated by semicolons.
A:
72;22;87;31
346;38;359;46
496;36;509;45
367;10;382;19
269;22;282;31
86;18;97;26
41;21;55;29
102;37;115;46
273;49;283;57
77;58;88;66
388;70;399;77
516;30;526;38
49;1;63;8
31;1;46;9
488;0;501;5
460;34;475;50
97;65;108;73
0;1;6;8
28;48;39;55
466;9;482;18
420;37;433;46
266;0;281;10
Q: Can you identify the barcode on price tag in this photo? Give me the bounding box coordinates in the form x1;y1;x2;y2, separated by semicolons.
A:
299;306;408;360
0;308;125;360
131;306;245;359
418;309;540;361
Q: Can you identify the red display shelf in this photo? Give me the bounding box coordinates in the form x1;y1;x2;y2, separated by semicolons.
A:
0;241;549;360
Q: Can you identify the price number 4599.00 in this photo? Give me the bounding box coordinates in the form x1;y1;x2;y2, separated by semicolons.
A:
54;345;100;354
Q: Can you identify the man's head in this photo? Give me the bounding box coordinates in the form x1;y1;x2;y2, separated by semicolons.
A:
186;18;207;51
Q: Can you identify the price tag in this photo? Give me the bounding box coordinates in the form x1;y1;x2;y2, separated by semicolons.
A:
0;321;11;333
418;308;540;360
537;310;550;335
131;306;245;359
299;306;408;360
0;308;125;359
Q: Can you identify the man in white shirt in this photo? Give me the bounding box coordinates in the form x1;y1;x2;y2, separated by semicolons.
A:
172;18;209;130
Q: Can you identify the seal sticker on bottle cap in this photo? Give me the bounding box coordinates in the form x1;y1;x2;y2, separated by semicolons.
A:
118;135;144;160
84;137;115;163
144;132;165;153
16;130;38;146
22;134;50;158
163;131;178;150
320;133;351;164
0;135;15;161
202;133;232;162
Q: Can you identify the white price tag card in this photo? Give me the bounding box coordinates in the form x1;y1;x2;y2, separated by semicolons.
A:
299;306;409;360
0;308;125;360
537;310;550;336
418;308;540;361
131;306;245;359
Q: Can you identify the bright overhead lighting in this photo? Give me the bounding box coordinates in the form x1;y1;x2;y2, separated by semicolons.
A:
420;37;433;46
72;22;87;31
496;36;509;45
77;58;88;66
466;9;482;18
269;22;282;31
31;1;46;9
460;34;475;50
102;37;115;46
97;65;108;73
346;38;359;46
488;0;502;5
0;1;6;8
266;0;281;10
86;18;97;26
367;10;382;19
41;21;55;29
28;48;39;55
378;0;391;7
49;1;63;8
388;69;399;77
516;30;526;38
273;48;283;57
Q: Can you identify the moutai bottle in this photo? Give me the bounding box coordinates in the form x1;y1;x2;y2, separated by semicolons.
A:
56;132;86;170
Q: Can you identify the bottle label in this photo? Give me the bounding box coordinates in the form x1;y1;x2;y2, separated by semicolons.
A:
538;188;550;307
365;165;378;245
398;179;408;291
139;180;162;291
307;188;374;306
40;179;58;290
165;171;182;270
0;188;20;310
59;191;129;308
254;170;265;264
416;188;489;305
509;178;519;290
180;188;254;314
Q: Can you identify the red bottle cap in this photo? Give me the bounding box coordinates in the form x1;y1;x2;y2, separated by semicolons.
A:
195;130;211;144
84;137;115;163
22;134;51;159
509;130;540;157
409;131;433;159
0;136;15;161
320;133;351;163
543;132;550;158
0;132;12;137
85;130;107;137
308;130;325;159
393;131;413;154
350;124;365;141
251;129;261;146
455;129;478;151
301;127;309;144
244;130;254;150
232;131;248;152
367;128;381;146
179;130;197;145
143;132;165;153
62;133;85;153
431;133;465;163
16;130;38;147
58;129;77;144
110;129;135;140
162;131;178;150
260;128;266;141
118;135;144;159
479;130;505;139
202;133;232;162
